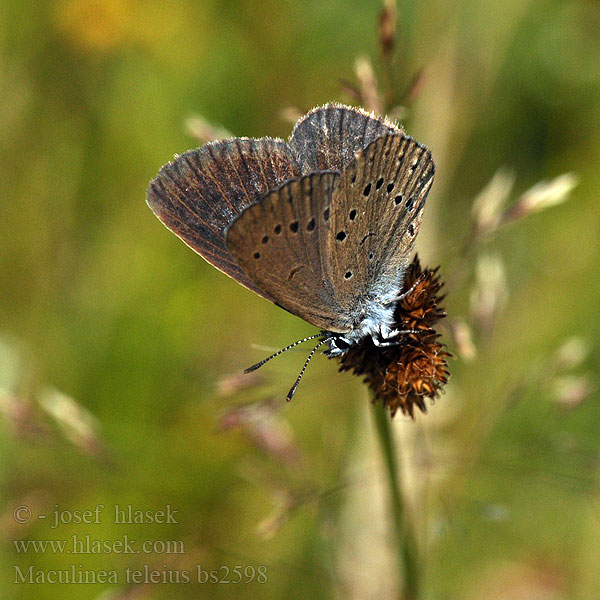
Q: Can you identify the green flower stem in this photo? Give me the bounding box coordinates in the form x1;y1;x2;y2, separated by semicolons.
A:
372;400;420;600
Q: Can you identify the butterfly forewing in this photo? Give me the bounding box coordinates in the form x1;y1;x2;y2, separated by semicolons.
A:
225;171;353;333
326;134;435;310
289;104;401;174
147;137;301;300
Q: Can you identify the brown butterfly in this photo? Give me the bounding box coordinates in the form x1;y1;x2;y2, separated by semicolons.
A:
147;104;434;399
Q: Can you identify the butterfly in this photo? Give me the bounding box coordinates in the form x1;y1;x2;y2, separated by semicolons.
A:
147;104;435;399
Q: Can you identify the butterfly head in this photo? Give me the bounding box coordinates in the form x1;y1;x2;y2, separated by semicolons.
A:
323;334;352;357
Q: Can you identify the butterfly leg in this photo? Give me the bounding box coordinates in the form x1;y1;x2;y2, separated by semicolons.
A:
372;336;401;348
379;322;400;340
380;322;420;340
372;323;420;347
381;274;426;306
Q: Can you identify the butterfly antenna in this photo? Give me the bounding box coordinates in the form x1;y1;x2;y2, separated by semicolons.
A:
286;338;328;402
244;333;325;374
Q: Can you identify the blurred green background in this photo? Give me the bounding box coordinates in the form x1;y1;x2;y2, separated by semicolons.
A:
1;0;599;598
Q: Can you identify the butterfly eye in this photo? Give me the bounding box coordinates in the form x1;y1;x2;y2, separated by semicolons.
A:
307;218;315;231
253;252;260;259
349;209;357;221
344;271;353;279
323;207;330;222
336;338;350;350
375;177;384;190
386;183;394;194
261;235;269;244
274;224;282;234
336;231;347;242
394;195;403;206
363;183;372;197
290;221;299;233
408;224;415;236
405;197;414;210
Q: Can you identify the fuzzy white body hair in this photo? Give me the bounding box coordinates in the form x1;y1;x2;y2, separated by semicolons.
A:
325;277;402;356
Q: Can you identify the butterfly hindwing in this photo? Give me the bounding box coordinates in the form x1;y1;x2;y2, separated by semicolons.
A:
326;133;435;310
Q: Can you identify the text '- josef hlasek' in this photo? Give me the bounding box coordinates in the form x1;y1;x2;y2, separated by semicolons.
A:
38;504;178;529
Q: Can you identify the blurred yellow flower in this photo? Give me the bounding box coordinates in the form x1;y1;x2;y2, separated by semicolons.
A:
52;0;190;55
53;0;133;52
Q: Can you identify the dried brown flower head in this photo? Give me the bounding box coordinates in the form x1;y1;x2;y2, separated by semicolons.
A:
336;255;451;418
